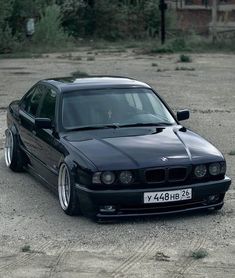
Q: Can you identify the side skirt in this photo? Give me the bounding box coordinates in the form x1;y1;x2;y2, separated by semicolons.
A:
25;163;58;195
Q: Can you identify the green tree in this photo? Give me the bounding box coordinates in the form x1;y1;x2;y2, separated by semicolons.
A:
0;0;15;53
10;0;54;35
32;4;69;46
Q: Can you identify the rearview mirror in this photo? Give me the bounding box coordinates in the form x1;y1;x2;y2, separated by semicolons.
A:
177;110;190;121
35;118;52;129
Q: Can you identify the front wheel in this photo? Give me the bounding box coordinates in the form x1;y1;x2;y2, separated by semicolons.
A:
4;129;25;172
58;163;81;216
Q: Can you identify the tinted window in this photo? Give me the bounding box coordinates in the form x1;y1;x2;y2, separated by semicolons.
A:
62;88;176;129
21;86;43;117
38;87;57;121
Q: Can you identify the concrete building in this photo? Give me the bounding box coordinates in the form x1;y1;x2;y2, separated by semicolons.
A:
167;0;235;34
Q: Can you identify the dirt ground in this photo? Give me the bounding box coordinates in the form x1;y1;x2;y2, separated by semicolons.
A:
0;49;234;278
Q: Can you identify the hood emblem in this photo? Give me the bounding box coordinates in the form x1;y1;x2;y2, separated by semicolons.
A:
161;157;168;162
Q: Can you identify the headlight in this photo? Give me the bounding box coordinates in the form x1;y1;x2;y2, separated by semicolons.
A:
101;171;115;185
92;172;101;184
119;171;133;184
194;165;207;178
209;163;221;176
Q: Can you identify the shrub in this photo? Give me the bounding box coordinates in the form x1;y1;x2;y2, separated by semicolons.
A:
21;245;31;252
190;249;208;259
33;4;69;47
0;25;16;53
229;150;235;155
0;0;16;53
150;45;174;54
71;70;89;78
179;54;192;63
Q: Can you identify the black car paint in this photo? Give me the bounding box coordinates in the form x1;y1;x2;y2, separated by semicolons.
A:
6;77;231;219
65;126;224;171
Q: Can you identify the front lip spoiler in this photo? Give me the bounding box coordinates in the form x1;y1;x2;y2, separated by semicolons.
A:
96;202;224;218
75;176;231;219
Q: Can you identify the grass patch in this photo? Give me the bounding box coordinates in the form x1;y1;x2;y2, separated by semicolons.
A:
1;35;235;60
150;46;174;54
87;56;95;61
21;245;31;252
157;68;170;72
190;249;208;259
175;66;195;71
73;56;82;61
151;62;158;67
71;70;89;78
229;150;235;155
0;52;43;59
179;54;192;63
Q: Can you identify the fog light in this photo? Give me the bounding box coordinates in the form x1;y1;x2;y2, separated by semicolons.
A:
208;194;220;204
99;205;116;213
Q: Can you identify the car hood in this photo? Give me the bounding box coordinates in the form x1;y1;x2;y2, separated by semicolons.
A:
63;126;223;171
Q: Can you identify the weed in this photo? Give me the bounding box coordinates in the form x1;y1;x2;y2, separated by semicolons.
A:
151;62;158;67
175;66;195;71
71;70;89;78
179;54;192;63
150;46;174;54
21;245;31;252
155;252;170;261
229;150;235;155
87;56;95;61
157;68;169;72
0;53;43;59
73;56;82;61
190;249;208;259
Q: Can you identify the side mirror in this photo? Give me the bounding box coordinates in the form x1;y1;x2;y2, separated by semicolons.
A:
35;118;52;129
177;110;190;121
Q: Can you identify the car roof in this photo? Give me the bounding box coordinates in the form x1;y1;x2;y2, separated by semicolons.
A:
40;76;151;93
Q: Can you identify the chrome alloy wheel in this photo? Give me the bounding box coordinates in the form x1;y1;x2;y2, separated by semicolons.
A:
58;164;71;210
4;130;14;167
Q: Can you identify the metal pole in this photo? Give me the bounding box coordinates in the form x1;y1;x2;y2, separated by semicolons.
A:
211;0;218;43
160;0;166;45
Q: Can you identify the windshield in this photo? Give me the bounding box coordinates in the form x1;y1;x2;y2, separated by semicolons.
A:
62;88;176;130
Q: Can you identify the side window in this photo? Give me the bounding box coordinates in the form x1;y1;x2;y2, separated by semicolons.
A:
38;87;57;121
21;86;43;117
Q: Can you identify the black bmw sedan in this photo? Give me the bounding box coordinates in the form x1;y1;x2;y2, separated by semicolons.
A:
5;76;231;220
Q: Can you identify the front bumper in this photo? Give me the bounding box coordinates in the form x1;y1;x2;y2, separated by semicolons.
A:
75;176;231;219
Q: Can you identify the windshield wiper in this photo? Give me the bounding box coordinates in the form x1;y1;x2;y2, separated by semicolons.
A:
119;122;173;128
67;122;173;131
67;123;120;131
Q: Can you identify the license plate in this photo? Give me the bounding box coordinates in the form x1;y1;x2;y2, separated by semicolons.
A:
144;188;192;204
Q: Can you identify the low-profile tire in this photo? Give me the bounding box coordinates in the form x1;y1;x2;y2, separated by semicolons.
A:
4;129;25;172
58;162;81;216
